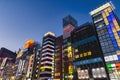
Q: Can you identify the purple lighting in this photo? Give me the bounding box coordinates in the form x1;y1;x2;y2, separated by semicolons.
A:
117;31;120;37
110;23;115;29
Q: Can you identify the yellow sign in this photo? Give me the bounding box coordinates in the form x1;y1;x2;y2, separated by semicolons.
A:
69;65;73;74
90;2;113;15
75;51;92;59
67;46;72;58
24;39;34;48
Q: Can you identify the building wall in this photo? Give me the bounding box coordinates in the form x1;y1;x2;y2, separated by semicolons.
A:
0;47;16;62
62;15;78;80
40;32;55;80
54;35;63;80
32;48;42;80
90;2;120;80
26;54;35;78
72;23;108;80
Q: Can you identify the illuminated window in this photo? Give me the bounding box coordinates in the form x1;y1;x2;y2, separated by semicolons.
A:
68;52;72;58
75;49;78;53
84;52;87;57
36;75;38;77
115;33;119;37
75;55;79;59
113;20;118;26
104;9;109;16
117;42;120;47
115;35;119;39
107;7;112;12
115;25;120;31
80;54;83;58
69;65;73;74
117;39;120;43
104;18;109;25
88;51;92;56
112;28;116;33
36;70;38;72
102;13;106;18
116;51;120;55
100;29;107;33
67;46;72;58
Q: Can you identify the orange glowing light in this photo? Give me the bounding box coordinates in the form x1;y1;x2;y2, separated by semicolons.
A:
24;39;35;48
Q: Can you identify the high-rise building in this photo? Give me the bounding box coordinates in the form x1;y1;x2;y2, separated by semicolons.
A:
40;32;56;80
15;40;41;80
72;22;108;80
26;54;35;79
62;15;78;80
90;2;120;80
0;47;16;62
0;47;16;79
2;62;16;80
54;35;63;80
32;43;41;80
16;49;28;80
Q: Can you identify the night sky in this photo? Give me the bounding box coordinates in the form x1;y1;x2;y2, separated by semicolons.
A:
0;0;120;52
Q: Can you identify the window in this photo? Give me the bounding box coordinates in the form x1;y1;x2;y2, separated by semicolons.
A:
36;70;38;72
80;54;83;58
36;75;38;77
75;49;78;53
75;55;79;59
100;42;105;46
88;51;92;56
84;53;87;57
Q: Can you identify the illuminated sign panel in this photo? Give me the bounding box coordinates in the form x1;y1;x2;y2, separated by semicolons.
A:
104;54;119;62
68;65;73;74
75;51;92;59
92;67;106;78
63;24;74;39
0;58;7;69
90;2;114;15
16;59;26;76
90;2;120;80
16;49;23;59
55;73;60;76
24;39;34;48
67;46;72;58
26;54;34;77
77;69;89;79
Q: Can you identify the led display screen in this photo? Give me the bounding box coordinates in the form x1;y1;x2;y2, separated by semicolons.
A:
92;67;106;78
77;69;89;79
0;58;7;69
63;24;74;39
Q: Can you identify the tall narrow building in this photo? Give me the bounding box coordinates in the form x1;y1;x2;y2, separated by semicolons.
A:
90;2;120;80
40;32;56;80
54;35;63;80
62;15;78;80
16;40;41;80
72;23;108;80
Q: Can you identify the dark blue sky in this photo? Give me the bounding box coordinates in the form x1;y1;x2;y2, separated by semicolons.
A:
0;0;120;52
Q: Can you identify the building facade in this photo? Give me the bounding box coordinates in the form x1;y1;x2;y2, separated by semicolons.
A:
32;48;42;80
0;47;16;80
72;23;108;80
90;2;120;80
62;15;78;80
15;40;41;80
40;32;56;80
54;35;63;80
